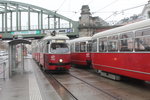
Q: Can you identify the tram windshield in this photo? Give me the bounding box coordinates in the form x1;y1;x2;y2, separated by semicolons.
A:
50;43;69;54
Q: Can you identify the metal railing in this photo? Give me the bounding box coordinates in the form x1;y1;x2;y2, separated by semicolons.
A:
0;58;8;80
0;23;71;32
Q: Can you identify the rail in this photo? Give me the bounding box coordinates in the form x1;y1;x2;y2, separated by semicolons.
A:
45;72;78;100
0;58;8;80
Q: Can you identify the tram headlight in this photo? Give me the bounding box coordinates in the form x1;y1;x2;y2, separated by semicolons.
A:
59;59;63;63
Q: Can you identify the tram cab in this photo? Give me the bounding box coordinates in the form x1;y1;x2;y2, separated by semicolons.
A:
70;37;92;67
38;35;71;71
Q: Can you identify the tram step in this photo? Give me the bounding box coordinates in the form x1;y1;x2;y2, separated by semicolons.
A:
100;71;121;80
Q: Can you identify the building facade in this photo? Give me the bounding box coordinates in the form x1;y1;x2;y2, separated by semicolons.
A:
142;0;150;19
79;5;109;37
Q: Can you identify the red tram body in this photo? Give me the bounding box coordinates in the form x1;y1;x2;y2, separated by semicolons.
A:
91;19;150;81
70;37;92;67
32;35;71;71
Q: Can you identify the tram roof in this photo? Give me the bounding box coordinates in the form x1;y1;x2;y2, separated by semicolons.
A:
92;19;150;39
42;35;69;40
69;37;91;43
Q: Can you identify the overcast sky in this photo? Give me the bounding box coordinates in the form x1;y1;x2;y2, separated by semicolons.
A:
9;0;149;22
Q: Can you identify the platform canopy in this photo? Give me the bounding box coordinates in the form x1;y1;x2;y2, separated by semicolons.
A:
8;39;31;45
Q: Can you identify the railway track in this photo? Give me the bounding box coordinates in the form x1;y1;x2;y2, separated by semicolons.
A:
43;68;122;100
68;72;121;100
44;71;78;100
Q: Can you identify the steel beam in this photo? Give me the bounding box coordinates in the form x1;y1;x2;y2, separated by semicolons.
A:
38;12;40;29
41;10;43;30
28;7;30;30
48;15;50;29
19;11;21;30
0;1;78;37
58;17;60;29
54;15;56;30
16;4;19;31
10;12;12;31
5;3;7;33
2;13;4;32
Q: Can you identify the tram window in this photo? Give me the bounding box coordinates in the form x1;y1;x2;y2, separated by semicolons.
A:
75;42;80;52
108;41;118;51
136;28;150;37
108;35;118;40
135;36;150;51
120;32;133;39
80;42;86;52
135;31;143;37
99;38;107;52
92;39;97;52
43;41;49;53
119;38;133;51
70;44;74;52
43;44;47;53
50;43;69;54
87;41;92;52
108;35;118;52
40;43;43;52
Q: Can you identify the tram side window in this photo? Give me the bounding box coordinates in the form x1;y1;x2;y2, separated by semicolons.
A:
43;44;47;53
80;42;86;52
99;37;107;52
43;41;49;53
119;33;133;51
75;42;80;52
40;43;44;53
87;41;92;52
135;29;150;51
70;43;74;52
136;28;150;36
92;39;97;52
108;35;118;52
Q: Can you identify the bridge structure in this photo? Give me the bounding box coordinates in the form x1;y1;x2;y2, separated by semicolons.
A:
0;1;79;40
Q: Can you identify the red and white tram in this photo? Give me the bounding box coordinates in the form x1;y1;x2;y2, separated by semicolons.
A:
91;19;150;81
70;37;92;67
32;35;71;71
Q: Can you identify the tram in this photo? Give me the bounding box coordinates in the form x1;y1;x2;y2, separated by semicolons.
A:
70;37;92;67
91;19;150;81
32;35;71;71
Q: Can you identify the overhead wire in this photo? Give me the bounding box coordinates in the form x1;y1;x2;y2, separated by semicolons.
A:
104;4;145;20
87;0;95;5
69;0;86;20
95;0;119;13
51;0;146;21
55;0;67;12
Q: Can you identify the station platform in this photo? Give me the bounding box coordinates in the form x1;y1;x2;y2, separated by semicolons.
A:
0;57;62;100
